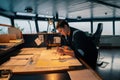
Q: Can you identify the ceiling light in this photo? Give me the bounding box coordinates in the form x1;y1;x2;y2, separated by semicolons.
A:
25;7;33;13
77;16;82;20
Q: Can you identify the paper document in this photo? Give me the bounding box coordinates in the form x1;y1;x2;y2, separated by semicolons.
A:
11;55;34;60
4;59;30;66
53;37;61;43
34;38;42;46
34;35;44;46
36;49;82;67
38;35;44;42
68;69;99;80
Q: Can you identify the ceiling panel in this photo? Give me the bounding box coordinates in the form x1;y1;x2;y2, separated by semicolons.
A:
68;9;91;19
115;8;120;17
93;4;114;18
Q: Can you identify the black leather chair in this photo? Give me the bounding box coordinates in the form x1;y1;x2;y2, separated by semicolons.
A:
91;23;103;66
92;23;103;47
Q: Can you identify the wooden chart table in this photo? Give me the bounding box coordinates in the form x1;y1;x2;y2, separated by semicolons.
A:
0;48;102;80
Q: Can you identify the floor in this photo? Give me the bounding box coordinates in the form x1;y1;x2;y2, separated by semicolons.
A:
95;48;120;80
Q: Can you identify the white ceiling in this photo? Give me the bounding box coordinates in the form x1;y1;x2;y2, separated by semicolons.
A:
0;0;120;19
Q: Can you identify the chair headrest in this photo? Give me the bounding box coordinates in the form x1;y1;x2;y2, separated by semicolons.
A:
94;23;103;36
